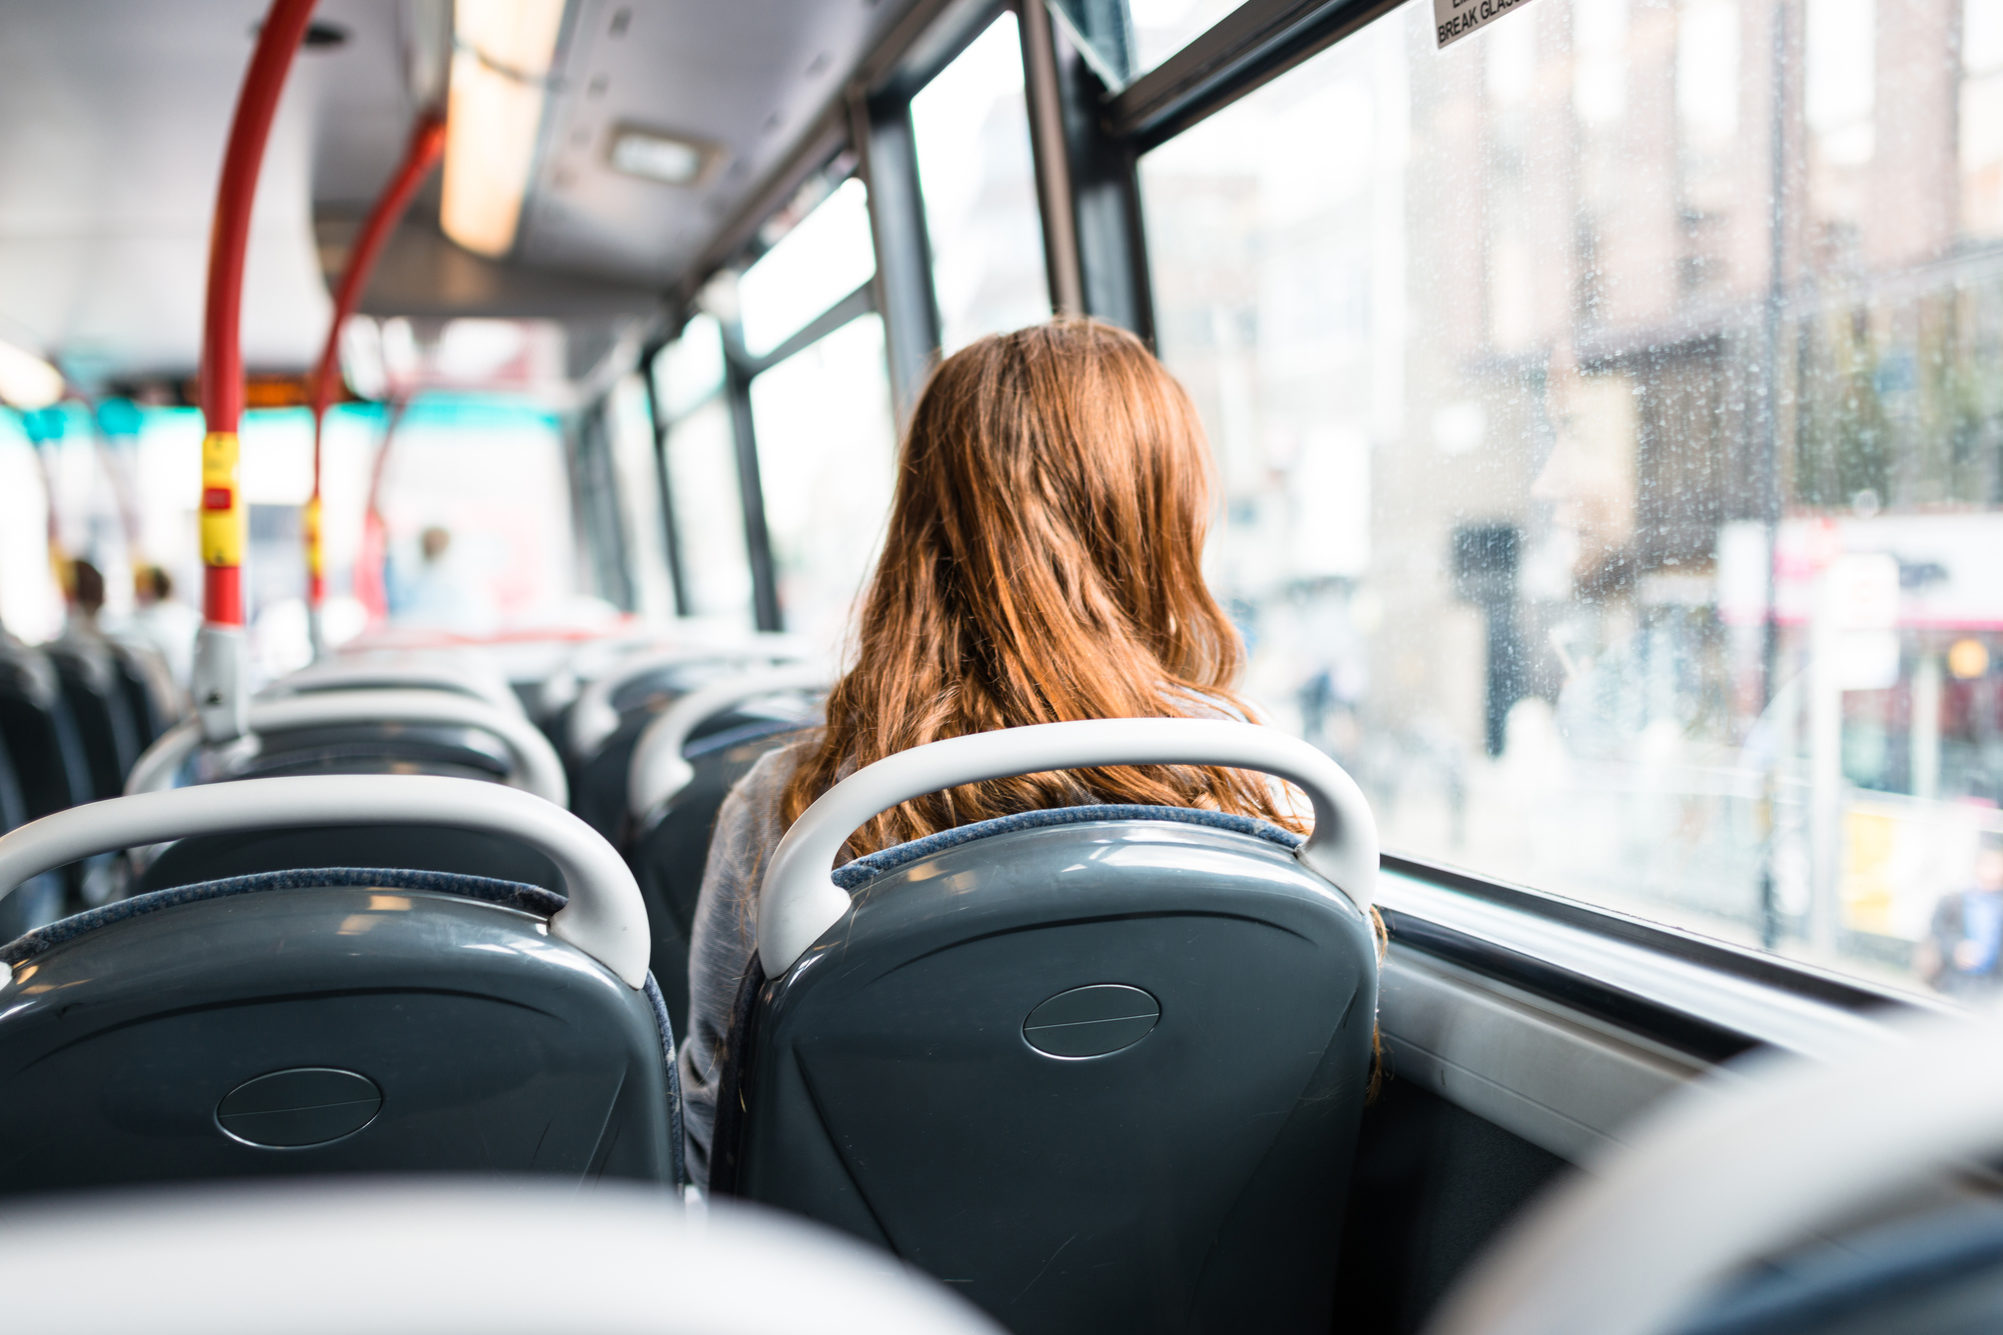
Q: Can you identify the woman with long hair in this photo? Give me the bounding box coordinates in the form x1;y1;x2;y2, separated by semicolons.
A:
679;317;1309;1187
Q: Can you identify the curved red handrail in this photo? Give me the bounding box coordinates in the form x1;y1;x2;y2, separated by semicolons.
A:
198;0;319;627
307;112;446;612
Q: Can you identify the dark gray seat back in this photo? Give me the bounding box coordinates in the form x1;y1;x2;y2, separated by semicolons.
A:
46;639;142;800
629;719;809;1037
714;807;1378;1335
137;823;563;895
0;734;60;938
0;644;92;818
0;867;679;1195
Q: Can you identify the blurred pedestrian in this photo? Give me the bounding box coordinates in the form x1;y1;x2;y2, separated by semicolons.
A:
1919;830;2003;997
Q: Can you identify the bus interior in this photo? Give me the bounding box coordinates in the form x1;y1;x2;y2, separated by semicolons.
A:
2;0;2003;1331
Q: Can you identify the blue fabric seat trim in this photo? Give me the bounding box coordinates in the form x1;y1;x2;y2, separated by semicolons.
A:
0;866;565;966
830;804;1304;892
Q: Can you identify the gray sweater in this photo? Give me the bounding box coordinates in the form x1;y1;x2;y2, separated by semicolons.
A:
678;738;812;1189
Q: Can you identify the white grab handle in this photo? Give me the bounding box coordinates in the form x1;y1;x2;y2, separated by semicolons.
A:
0;774;649;988
126;689;569;807
1423;1004;2000;1335
757;718;1377;975
627;663;829;824
565;638;813;761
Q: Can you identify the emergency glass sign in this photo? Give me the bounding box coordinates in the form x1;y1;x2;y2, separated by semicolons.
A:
1434;0;1542;47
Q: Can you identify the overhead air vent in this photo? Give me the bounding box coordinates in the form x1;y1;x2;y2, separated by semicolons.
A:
606;125;720;187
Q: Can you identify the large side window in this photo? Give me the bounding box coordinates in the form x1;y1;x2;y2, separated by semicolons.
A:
652;315;754;630
606;373;674;621
737;178;875;359
1137;0;2003;996
911;11;1052;351
749;314;898;649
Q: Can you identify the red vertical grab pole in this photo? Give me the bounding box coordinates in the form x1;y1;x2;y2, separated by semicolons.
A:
306;111;445;647
193;0;317;736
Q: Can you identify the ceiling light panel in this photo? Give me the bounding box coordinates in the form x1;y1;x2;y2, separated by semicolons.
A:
606;125;718;186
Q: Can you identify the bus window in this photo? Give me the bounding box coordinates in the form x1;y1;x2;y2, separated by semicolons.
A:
747;312;895;651
911;12;1051;352
663;397;755;632
655;313;727;421
737;177;875;360
607;373;673;622
0;412;62;640
1138;0;2003;995
654;318;754;631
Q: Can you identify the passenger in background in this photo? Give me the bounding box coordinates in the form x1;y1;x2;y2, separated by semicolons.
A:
390;525;496;633
64;558;106;639
128;565;199;687
679;317;1311;1187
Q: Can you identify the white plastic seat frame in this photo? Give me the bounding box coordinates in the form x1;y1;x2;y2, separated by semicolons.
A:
0;773;648;986
0;1182;1005;1334
757;717;1379;976
1424;1004;2003;1335
563;636;817;761
271;652;522;714
125;689;569;806
534;630;807;718
626;662;830;826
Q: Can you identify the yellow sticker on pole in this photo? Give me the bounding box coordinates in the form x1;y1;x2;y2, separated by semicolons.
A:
199;431;245;567
304;494;324;578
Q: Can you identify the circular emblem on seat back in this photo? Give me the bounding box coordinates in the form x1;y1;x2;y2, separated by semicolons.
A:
216;1067;383;1148
1022;984;1161;1058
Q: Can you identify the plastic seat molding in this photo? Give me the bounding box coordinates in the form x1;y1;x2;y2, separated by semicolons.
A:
125;689;569;806
0;774;649;987
0;1183;1006;1334
563;638;819;761
756;718;1378;976
1423;1005;2003;1335
626;663;829;824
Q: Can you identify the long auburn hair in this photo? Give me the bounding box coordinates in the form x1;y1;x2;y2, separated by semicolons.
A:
781;318;1303;855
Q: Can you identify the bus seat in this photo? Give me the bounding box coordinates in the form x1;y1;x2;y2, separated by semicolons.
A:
628;719;813;1035
0;733;60;939
273;650;522;715
559;636;813;765
230;720;515;783
711;719;1380;1335
127;689;569;806
623;666;827;1034
46;639;143;800
0;643;96;817
0;644;114;905
570;669;816;843
105;637;184;747
0;775;679;1196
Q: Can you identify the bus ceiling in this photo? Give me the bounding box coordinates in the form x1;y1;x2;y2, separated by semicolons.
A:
0;0;923;395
